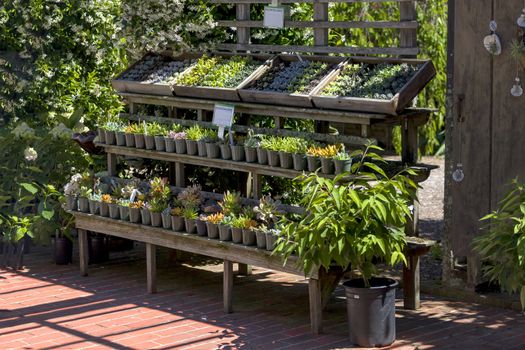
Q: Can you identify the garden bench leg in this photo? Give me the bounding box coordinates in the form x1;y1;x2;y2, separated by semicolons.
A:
78;229;88;276
308;277;323;335
224;259;233;313
146;243;157;294
403;254;420;310
238;263;251;276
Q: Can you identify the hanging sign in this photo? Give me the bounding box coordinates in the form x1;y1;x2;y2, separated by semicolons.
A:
264;6;286;29
213;104;235;140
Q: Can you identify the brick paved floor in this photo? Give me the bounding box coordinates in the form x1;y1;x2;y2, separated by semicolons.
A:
1;245;525;350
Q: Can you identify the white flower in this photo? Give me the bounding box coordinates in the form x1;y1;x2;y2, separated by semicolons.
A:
12;122;36;139
24;147;38;162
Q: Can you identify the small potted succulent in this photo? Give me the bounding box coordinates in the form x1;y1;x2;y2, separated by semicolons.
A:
100;194;112;217
177;185;203;211
205;212;223;239
124;124;139;147
115;124;127;146
333;150;353;174
241;217;258;246
153;123;170;151
147;177;171;227
218;215;233;241
88;192;101;215
230;215;245;243
161;207;172;229
78;178;93;213
307;144;341;174
129;200;143;223
306;146;321;172
183;207;198;233
279;137;309;170
244;130;261;163
108;198;120;219
171;131;188;154
219;136;232;160
149;200;165;227
197;130;214;157
231;136;245;162
141;202;152;225
104;121;124;145
118;199;130;221
170;206;185;231
185;125;204;155
63;173;82;211
196;214;207;236
97;122;106;144
265;228;281;251
256;136;269;165
260;136;280;167
164;124;183;153
253;195;283;249
134;123;147;149
205;135;221;159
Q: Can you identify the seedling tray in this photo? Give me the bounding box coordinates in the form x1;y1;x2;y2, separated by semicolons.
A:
111;52;202;96
239;54;345;108
310;57;436;115
171;53;273;102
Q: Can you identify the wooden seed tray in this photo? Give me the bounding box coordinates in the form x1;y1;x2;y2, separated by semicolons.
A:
310;57;436;115
238;54;346;108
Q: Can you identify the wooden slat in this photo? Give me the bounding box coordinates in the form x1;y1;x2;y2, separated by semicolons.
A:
71;213;313;278
210;0;418;3
217;20;419;29
217;43;419;56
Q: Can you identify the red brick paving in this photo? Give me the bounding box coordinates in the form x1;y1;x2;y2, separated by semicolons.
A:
1;246;525;350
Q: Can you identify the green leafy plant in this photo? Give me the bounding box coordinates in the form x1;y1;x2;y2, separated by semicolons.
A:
182;207;198;220
186;125;206;141
472;179;525;310
145;122;168;136
219;191;242;216
254;195;283;229
274;143;417;286
177;184;202;210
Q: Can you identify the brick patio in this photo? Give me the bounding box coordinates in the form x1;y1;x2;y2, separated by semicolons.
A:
1;246;524;350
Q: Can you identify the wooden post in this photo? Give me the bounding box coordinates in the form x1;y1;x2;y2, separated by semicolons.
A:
308;277;323;335
403;255;420;310
399;1;418;58
78;229;88;276
314;1;330;134
224;259;234;313
236;3;250;46
107;153;117;177
253;173;262;200
146;243;157;294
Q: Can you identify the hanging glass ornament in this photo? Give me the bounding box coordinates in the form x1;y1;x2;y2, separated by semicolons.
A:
483;20;502;55
518;8;525;28
452;163;465;183
511;77;524;97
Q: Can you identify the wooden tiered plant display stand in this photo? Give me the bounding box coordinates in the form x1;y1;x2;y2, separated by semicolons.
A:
70;0;437;335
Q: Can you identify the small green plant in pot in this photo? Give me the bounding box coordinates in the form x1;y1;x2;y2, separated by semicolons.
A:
275;143;417;347
260;136;281;167
185;125;205;155
205;212;224;239
148;177;171;227
244;130;261;163
472;179;525;312
333;150;353;174
182;207;198;233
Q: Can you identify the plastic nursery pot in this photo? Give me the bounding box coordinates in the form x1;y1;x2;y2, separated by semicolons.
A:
334;159;352;174
105;131;116;145
116;131;126;146
218;224;232;241
140;208;151;225
321;157;335;175
231;145;245;161
206;222;219;239
150;212;162;227
185;218;197;233
232;227;243;243
244;146;258;163
186;140;198;155
175;139;187;154
119;206;130;221
307;155;320;172
196;219;207;236
65;195;78;211
144;135;155;150
255;231;266;249
197;141;207;157
265;231;278;251
343;277;398;348
257;147;268;165
88;235;109;264
53;237;73;265
165;138;176;153
78;197;89;213
206;143;220;159
171;216;185;231
220;144;232;160
98;129;106;144
279;151;293;169
242;229;256;246
161;212;172;229
108;203;120;219
134;134;145;149
129;208;141;223
293;153;307;171
88;200;99;215
267;150;280;167
125;133;136;147
100;202;109;217
154;136;166;151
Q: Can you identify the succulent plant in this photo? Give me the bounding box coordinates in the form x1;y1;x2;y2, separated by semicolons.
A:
219;191;242;216
306;144;342;158
205;212;225;224
177;184;203;209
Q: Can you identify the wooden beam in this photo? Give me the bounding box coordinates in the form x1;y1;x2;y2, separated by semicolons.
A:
308;278;323;335
146;243;157;294
224;260;234;313
78;229;88;276
238;263;252;276
403;255;420;309
217;20;419;29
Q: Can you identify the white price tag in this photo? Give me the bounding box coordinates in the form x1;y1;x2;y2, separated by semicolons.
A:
130;189;139;203
213;104;235;140
264;6;285;29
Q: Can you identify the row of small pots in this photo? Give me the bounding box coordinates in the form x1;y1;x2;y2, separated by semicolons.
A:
68;195;277;251
99;129;352;175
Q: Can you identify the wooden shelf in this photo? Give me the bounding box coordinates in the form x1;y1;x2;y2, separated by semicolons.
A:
98;143;434;182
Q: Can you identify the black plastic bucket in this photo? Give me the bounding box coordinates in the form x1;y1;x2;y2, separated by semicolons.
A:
343;277;398;347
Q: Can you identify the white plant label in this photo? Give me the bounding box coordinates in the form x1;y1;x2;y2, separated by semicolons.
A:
130;189;139;202
264;6;285;29
213;104;235;140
